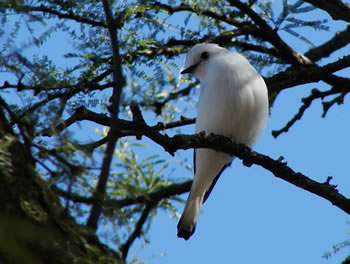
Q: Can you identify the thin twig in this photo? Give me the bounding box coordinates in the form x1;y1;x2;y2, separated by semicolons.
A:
145;2;245;27
271;88;337;138
119;203;155;259
20;4;107;27
227;0;313;66
321;93;346;117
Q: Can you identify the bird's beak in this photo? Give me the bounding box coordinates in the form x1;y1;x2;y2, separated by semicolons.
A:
180;64;197;74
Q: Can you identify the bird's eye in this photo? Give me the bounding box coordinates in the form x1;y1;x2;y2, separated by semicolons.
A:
201;52;209;59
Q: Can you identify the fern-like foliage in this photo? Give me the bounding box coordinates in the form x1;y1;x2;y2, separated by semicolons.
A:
259;0;329;48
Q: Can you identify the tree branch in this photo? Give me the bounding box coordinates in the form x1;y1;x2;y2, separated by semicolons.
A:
45;99;350;216
120;105;350;215
119;203;155;259
145;1;245;27
54;179;192;207
271;87;346;137
227;0;313;66
86;0;125;230
305;24;350;62
20;4;107;27
139;83;198;115
41;105;195;138
303;0;350;22
160;133;350;215
59;127;350;216
267;55;350;93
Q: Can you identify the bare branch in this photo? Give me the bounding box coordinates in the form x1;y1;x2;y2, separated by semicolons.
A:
321;93;346;117
305;24;350;62
41;105;194;138
86;0;125;230
119;203;155;259
60;130;350;215
303;0;350;22
271;88;345;137
152;116;195;130
19;4;106;27
120;106;350;215
267;55;350;93
55;179;192;207
145;1;245;27
160;133;350;215
51;104;350;218
227;0;313;66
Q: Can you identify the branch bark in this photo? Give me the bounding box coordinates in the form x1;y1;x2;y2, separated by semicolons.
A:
305;24;350;62
0;106;123;264
19;4;106;27
54;105;350;217
119;203;155;260
267;55;350;93
304;0;350;22
86;0;125;230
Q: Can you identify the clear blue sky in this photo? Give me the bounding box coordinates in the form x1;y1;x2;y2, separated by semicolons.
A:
1;1;349;263
127;3;350;264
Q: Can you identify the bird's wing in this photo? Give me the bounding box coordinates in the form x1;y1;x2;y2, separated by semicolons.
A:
193;149;232;204
202;163;229;203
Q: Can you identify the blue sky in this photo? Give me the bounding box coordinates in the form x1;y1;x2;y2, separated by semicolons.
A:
126;3;350;264
1;1;350;263
132;84;350;264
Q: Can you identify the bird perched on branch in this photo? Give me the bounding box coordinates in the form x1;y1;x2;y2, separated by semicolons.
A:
178;43;268;240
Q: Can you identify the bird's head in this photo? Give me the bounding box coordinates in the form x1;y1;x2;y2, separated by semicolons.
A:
181;43;225;81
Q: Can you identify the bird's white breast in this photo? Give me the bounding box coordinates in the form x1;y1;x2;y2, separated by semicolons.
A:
195;52;268;146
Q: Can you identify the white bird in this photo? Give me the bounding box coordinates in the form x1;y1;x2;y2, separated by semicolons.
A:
178;43;268;240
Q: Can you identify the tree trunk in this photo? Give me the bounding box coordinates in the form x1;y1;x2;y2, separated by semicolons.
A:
0;108;122;264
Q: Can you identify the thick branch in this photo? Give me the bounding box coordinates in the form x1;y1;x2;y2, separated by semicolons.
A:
54;180;192;208
165;133;350;215
305;24;350;62
106;105;350;215
126;106;350;215
267;55;350;93
60;128;350;216
49;104;350;218
41;105;194;137
304;0;350;22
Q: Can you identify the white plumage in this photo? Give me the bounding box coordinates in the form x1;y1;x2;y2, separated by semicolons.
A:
178;43;268;240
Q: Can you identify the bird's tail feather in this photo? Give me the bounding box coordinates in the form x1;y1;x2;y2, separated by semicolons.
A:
177;195;203;240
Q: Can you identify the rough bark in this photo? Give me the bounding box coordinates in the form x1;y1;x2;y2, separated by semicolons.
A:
0;108;123;264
